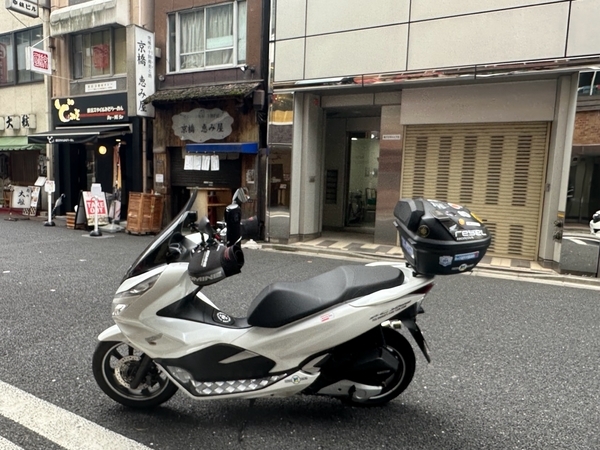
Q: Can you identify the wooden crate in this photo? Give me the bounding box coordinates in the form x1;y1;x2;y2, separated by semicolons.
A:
126;193;164;235
66;212;76;229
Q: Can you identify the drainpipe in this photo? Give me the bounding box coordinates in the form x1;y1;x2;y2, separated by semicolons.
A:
42;6;55;210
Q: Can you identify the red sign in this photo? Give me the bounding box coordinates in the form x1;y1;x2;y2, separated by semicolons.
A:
93;44;109;69
31;48;51;74
82;191;109;226
85;198;107;215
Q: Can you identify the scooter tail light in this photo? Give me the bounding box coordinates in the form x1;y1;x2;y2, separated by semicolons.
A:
414;282;435;296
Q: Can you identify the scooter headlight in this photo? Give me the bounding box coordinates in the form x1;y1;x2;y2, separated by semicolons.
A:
112;303;129;317
115;274;160;299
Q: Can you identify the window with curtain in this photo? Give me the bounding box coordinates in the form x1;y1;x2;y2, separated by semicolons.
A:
0;26;44;87
168;1;247;73
72;27;126;80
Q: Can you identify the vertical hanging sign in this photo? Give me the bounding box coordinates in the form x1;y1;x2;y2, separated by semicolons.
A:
26;47;52;75
134;26;155;118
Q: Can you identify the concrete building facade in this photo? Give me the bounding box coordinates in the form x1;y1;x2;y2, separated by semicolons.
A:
0;2;51;213
27;0;158;217
268;0;600;266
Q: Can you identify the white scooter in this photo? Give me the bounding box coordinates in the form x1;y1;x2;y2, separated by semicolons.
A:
93;191;491;408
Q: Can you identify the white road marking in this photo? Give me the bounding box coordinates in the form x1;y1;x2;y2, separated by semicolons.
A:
0;436;23;450
565;237;591;246
563;234;600;246
0;380;152;450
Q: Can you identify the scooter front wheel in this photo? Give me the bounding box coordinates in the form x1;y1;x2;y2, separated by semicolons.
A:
92;341;178;409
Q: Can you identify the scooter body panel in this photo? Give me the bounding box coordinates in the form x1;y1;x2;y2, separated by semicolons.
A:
110;262;430;372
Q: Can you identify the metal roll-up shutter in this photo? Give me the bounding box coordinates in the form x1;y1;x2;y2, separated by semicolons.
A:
401;122;549;260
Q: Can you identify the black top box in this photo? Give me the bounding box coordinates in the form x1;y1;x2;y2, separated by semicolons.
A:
394;198;492;275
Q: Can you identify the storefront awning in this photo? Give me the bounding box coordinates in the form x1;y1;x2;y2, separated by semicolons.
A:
145;82;261;105
0;136;44;151
186;142;259;154
49;0;130;37
28;125;132;145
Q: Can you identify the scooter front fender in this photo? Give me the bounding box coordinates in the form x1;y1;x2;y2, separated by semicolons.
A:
97;324;127;343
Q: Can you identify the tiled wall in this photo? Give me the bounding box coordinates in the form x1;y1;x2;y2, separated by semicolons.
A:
273;0;600;82
573;111;600;145
0;8;48;133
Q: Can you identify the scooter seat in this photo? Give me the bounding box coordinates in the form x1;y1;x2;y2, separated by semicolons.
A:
247;265;404;328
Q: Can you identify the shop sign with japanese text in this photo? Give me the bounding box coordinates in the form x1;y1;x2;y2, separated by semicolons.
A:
53;93;128;125
134;26;155;118
27;47;52;75
5;0;38;18
85;81;117;93
172;108;233;143
0;114;36;131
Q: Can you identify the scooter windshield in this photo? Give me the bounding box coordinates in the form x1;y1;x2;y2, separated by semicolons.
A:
123;190;198;281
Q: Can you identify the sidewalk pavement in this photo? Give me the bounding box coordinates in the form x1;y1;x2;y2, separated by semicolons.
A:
258;231;600;290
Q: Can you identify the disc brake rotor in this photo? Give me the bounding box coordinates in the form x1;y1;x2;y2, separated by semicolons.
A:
113;355;152;390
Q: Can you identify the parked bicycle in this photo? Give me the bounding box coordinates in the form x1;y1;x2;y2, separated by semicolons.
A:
347;190;365;224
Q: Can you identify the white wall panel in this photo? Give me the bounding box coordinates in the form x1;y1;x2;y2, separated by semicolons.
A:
566;0;600;57
305;26;408;79
408;3;569;70
275;0;306;40
321;94;375;108
401;80;557;124
274;39;305;82
306;0;409;35
411;0;565;21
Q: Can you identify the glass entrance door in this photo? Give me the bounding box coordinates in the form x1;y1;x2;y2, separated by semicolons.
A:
346;133;379;229
266;146;291;241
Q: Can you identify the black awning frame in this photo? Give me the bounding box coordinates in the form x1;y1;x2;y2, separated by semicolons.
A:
28;125;132;145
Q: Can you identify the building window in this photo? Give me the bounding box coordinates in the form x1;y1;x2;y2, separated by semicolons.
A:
578;72;600;97
0;26;43;87
168;1;247;73
72;27;126;80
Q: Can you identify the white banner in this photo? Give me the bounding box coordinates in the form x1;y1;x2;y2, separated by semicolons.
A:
134;27;155;118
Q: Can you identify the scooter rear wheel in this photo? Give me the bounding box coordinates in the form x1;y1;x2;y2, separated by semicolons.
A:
92;341;178;409
343;328;416;407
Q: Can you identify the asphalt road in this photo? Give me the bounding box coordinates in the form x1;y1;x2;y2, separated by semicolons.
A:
0;214;599;450
560;232;600;276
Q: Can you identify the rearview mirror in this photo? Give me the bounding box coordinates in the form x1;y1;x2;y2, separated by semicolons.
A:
185;211;198;227
197;216;215;237
232;187;249;205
